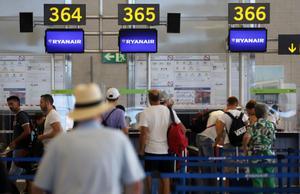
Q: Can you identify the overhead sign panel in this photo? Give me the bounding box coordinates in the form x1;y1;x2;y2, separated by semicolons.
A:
278;35;300;55
44;4;86;25
45;29;84;53
119;29;157;53
228;3;270;24
118;4;159;25
228;28;267;52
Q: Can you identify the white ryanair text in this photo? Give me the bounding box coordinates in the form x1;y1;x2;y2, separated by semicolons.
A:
48;39;82;44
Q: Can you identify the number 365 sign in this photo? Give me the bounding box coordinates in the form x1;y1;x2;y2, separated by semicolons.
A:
118;4;159;25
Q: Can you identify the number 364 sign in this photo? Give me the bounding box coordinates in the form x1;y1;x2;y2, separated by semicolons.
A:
44;4;86;25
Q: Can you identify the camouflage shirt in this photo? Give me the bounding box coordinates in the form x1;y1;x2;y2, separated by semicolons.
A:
247;118;276;162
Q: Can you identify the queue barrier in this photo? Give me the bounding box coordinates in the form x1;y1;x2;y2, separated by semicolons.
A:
1;148;300;193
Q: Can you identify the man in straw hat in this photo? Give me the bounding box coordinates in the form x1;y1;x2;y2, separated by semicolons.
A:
32;83;145;194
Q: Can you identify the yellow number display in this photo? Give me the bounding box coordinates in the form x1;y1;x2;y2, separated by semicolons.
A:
61;7;71;22
234;6;267;22
146;7;155;22
120;5;158;24
135;7;144;22
245;6;255;21
233;6;243;21
49;7;60;22
256;6;266;21
45;4;85;25
123;7;133;22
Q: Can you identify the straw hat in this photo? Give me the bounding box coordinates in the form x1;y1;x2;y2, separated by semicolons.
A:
68;83;113;121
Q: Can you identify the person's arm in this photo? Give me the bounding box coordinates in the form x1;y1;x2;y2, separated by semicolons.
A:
138;126;149;156
124;181;143;194
242;132;251;155
9;123;31;149
122;127;129;135
215;119;225;146
31;184;47;194
38;122;62;141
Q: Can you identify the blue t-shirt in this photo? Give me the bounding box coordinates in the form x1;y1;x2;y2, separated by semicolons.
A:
102;108;127;129
34;121;145;194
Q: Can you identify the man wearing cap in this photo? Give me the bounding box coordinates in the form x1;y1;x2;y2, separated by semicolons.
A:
32;83;145;194
102;87;128;134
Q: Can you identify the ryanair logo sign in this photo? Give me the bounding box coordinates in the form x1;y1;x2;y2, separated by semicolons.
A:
121;39;155;44
229;28;267;52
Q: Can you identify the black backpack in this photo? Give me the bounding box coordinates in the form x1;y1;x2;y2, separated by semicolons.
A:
225;112;247;147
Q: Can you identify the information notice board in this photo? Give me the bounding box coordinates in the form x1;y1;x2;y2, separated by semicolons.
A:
0;55;65;109
134;54;241;109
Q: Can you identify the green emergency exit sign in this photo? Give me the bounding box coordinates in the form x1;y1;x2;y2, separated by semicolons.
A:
102;53;127;63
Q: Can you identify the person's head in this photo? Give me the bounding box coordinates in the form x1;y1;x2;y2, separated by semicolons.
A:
255;103;268;119
159;91;170;105
35;112;45;125
106;88;120;103
148;89;160;105
227;96;239;109
40;94;54;113
246;99;257;116
116;104;125;112
6;96;21;113
68;83;113;122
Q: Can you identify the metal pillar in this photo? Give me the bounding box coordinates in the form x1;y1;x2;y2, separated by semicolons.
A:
227;53;232;97
146;53;151;90
239;53;245;105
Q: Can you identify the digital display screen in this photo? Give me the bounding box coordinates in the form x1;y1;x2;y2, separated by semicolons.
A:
228;28;267;52
45;29;84;53
119;29;157;53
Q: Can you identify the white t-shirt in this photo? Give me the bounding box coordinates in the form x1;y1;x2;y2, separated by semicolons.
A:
200;110;224;141
217;109;248;144
139;105;181;154
43;109;62;145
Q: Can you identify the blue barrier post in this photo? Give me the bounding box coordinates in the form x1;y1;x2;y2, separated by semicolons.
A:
219;147;224;194
277;154;285;194
179;154;186;194
151;171;160;194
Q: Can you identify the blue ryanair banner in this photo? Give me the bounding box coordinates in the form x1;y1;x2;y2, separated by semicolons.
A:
45;29;84;53
119;29;157;53
229;28;267;52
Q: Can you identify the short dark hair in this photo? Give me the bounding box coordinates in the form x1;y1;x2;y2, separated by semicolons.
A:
227;96;238;106
41;94;54;105
148;89;160;102
34;112;45;120
246;99;256;110
7;96;20;104
116;104;125;112
255;103;268;119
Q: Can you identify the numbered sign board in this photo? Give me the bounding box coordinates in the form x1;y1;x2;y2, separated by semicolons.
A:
45;29;84;53
228;28;267;52
118;4;159;25
44;4;86;25
228;3;270;24
119;29;157;53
